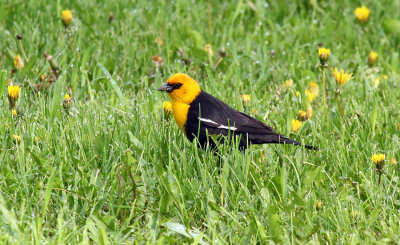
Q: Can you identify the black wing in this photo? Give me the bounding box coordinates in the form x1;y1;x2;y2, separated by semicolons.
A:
186;91;277;134
185;91;317;150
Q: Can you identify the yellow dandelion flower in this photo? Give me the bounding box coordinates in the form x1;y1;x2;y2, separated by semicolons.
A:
309;81;319;97
334;68;353;86
204;44;214;57
295;91;300;97
62;10;73;26
162;101;172;115
371;154;385;166
298;110;308;121
284;79;293;88
14;55;24;70
373;77;380;88
391;157;397;166
12;109;17;117
64;93;70;100
241;94;251;107
8;85;21;108
8;85;21;100
281;79;294;92
154;37;164;46
318;48;330;65
40;73;47;81
354;6;370;23
305;89;316;102
291;119;303;133
13;134;22;143
368;51;378;67
315;201;323;210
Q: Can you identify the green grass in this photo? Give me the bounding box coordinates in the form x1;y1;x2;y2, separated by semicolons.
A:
1;0;400;243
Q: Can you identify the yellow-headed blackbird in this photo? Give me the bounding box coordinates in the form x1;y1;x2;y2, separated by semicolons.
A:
159;73;317;150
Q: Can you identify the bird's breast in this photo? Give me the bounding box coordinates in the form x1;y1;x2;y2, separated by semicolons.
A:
171;101;190;132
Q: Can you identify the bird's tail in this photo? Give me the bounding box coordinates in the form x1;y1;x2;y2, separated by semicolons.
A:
251;134;318;150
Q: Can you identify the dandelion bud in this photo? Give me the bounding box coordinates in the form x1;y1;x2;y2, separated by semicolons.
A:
14;55;24;70
162;101;172;117
62;10;73;27
368;51;378;67
259;151;265;163
351;210;359;220
318;48;330;67
241;94;251;107
154;37;164;46
151;56;164;69
291;119;302;133
13;134;22;143
44;53;60;72
63;93;72;111
354;6;370;23
16;35;23;40
306;105;313;119
218;50;227;58
309;0;316;8
204;44;214;57
109;12;114;23
315;201;323;210
8;85;21;108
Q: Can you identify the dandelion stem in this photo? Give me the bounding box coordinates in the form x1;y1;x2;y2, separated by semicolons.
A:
19;40;29;62
7;72;15;86
215;57;223;69
208;0;212;34
322;69;327;114
378;172;382;185
337;94;345;120
69;35;80;58
65;29;80;58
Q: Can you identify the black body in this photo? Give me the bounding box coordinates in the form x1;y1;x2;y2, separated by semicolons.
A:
184;91;317;150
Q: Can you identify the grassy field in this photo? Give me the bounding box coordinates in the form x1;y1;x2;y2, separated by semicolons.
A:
1;0;400;244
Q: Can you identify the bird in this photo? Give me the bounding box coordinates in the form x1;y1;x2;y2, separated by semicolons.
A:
158;73;317;151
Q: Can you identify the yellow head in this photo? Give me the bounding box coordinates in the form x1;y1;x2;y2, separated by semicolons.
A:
158;73;201;104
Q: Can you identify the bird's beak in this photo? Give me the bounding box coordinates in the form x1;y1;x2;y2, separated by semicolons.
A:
158;83;173;92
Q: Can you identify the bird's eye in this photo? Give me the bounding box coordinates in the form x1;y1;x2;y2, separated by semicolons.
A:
174;83;183;89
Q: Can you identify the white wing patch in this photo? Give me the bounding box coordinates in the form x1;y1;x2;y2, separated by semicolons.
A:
217;125;237;130
199;117;237;131
198;118;218;125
